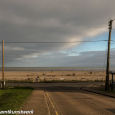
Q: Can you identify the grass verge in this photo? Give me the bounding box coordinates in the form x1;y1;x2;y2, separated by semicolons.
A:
100;90;115;93
3;79;105;83
39;79;105;83
0;86;33;115
5;79;33;83
105;90;115;93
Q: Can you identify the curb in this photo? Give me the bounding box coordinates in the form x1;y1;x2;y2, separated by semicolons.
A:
80;87;115;98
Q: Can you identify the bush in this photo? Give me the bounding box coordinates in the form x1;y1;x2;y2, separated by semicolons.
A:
66;74;71;76
72;73;75;76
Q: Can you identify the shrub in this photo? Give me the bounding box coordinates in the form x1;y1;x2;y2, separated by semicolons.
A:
72;73;75;76
67;74;71;76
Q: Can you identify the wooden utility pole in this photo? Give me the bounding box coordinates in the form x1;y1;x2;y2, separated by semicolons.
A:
105;20;112;90
2;40;4;80
1;40;6;89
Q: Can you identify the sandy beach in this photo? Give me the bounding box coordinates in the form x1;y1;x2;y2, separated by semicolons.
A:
0;71;112;82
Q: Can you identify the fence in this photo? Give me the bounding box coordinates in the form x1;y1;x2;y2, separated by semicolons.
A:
110;72;115;90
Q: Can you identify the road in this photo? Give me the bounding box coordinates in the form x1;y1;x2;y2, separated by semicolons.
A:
6;82;115;115
6;82;104;88
44;86;115;115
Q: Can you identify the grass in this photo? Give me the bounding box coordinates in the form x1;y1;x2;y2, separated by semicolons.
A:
5;79;34;83
39;79;105;83
100;89;115;93
104;90;115;93
0;86;33;115
1;79;105;83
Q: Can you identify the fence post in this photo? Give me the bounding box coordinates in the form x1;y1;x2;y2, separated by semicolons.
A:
112;73;113;91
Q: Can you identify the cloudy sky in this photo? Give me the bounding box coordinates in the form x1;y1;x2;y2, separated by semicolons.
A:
0;0;115;67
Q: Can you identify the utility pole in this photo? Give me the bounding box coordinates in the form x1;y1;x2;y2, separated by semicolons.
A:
1;40;5;89
105;20;113;90
2;40;4;80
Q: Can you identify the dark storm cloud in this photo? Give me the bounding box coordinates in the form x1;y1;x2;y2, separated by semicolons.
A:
0;0;115;66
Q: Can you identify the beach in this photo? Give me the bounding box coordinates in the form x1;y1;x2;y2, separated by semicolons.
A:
0;71;111;82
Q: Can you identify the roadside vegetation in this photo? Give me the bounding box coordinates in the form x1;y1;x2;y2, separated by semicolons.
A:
39;79;105;83
3;79;105;83
101;90;115;93
0;86;33;115
5;79;33;83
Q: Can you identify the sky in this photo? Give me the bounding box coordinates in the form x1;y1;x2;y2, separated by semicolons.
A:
0;0;115;67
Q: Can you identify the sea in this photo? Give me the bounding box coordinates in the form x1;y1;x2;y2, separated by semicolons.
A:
0;67;115;71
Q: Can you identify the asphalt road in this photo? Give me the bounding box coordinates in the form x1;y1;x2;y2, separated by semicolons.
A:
44;86;115;115
6;82;115;115
6;82;104;88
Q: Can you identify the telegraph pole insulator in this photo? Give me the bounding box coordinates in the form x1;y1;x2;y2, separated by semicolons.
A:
108;20;112;29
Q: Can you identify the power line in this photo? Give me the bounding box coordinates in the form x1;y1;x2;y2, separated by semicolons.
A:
0;40;113;43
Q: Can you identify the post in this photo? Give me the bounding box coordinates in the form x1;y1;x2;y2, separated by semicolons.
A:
112;73;113;91
44;76;46;82
105;20;112;90
1;40;5;89
2;40;4;80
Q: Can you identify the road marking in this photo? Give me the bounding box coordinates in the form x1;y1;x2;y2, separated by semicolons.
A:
46;91;58;115
44;91;51;115
55;111;58;115
51;102;54;108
